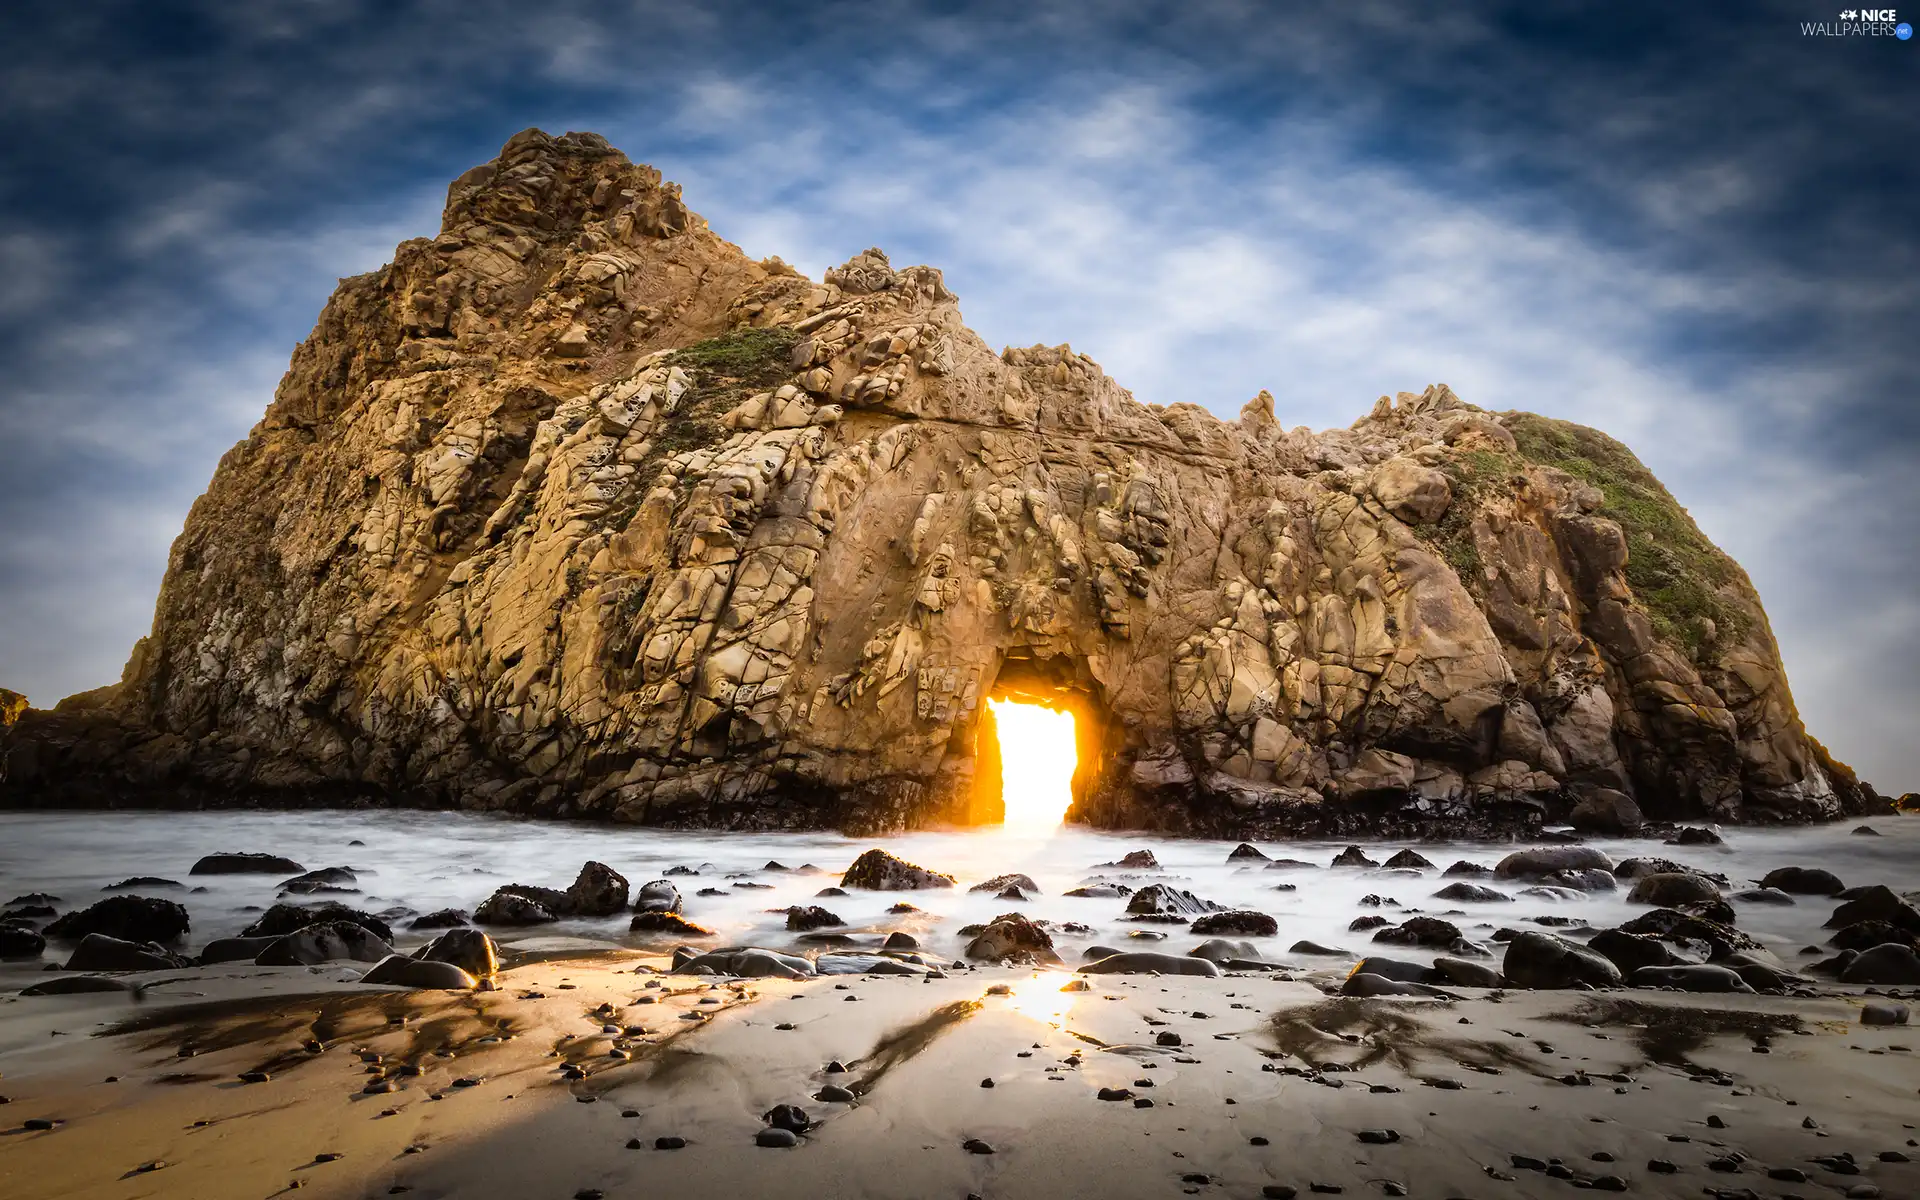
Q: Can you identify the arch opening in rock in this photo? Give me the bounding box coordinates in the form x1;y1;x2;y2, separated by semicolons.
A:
965;653;1116;830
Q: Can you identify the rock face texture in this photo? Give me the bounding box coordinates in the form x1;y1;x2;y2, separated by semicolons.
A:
0;129;1885;834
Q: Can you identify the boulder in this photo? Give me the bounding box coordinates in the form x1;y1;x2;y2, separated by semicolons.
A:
965;913;1060;964
1064;884;1131;899
630;911;714;936
1730;888;1794;905
969;873;1040;895
634;879;684;914
1342;972;1454;998
190;853;305;875
785;906;845;932
1096;850;1159;870
1501;931;1623;989
1567;788;1643;834
253;920;393;965
1666;826;1723;846
1289;940;1349;956
1372;917;1462;948
1825;885;1920;934
1331;846;1379;868
1349;956;1437;983
103;876;183;891
44;896;190;944
1829;920;1920;952
674;948;814;978
1189;910;1277;936
1265;859;1320;872
1760;866;1845;896
242;902;392;942
1861;1002;1910;1026
1431;957;1504;988
1617;908;1757;959
0;924;48;958
278;867;358;894
1371;456;1453;524
1839;944;1920;985
408;908;471;930
815;953;929;975
566;862;630;915
361;955;477;990
1630;965;1755;993
1382;850;1436;871
1188;938;1263;964
1127;884;1218;921
1493;846;1614;880
1627;873;1721;907
840;849;955;890
1226;843;1269;863
1442;861;1492;878
64;933;188;971
417;928;500;978
474;887;564;925
1432;882;1510;903
1586;929;1684;976
198;936;279;965
1079;952;1222;977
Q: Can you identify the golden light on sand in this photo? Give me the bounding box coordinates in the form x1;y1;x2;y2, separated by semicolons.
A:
1002;970;1080;1024
988;698;1077;830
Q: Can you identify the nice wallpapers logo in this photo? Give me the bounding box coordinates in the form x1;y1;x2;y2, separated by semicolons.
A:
1802;7;1914;35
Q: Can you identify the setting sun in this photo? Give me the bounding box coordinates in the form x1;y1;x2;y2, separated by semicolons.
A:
987;697;1078;830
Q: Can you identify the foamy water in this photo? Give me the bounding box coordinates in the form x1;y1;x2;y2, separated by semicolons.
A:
2;810;1914;967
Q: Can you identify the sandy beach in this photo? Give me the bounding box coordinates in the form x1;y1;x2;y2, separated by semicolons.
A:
4;946;1916;1200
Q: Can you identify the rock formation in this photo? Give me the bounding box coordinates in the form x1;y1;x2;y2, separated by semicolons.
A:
0;129;1886;834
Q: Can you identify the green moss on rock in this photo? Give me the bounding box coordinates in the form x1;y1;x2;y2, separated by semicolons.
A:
1504;412;1749;656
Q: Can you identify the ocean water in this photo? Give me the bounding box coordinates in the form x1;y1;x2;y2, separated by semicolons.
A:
2;809;1914;967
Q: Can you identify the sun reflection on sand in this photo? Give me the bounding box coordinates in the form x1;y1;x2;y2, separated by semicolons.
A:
1001;970;1081;1025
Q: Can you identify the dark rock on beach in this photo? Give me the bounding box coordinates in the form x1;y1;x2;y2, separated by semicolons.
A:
63;933;188;971
841;849;955;890
190;853;305;875
242;902;392;942
1190;910;1277;936
45;896;190;944
253;920;393;965
1501;930;1622;989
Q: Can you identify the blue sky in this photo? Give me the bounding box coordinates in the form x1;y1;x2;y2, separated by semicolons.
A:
1;1;1915;791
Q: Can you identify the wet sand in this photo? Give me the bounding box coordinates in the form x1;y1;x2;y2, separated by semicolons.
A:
3;953;1916;1200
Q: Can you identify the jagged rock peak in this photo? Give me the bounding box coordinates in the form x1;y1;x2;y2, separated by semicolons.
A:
0;131;1885;835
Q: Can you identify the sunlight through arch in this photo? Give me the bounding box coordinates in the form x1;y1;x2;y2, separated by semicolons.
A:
987;697;1077;831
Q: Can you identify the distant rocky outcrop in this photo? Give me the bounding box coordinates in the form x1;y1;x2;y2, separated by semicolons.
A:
0;129;1886;834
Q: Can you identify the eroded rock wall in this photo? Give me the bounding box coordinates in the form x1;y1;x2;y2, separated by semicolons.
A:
0;129;1884;832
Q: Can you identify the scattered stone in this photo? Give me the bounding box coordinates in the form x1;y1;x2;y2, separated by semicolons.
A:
1080;952;1222;977
966;913;1060;964
1096;851;1158;870
1372;917;1462;948
841;849;954;890
969;873;1040;894
1628;872;1722;907
1762;866;1846;895
1501;930;1623;989
43;896;190;944
254;921;393;966
1432;882;1510;903
1227;843;1269;862
785;906;845;932
102;877;183;891
63;933;188;971
567;861;630;915
1127;884;1218;921
277;867;358;894
242;902;392;942
406;909;470;930
1331;847;1378;868
1861;1002;1910;1026
1843;945;1920;985
1190;910;1277;936
1667;826;1723;846
1630;964;1755;993
1568;788;1643;834
362;954;477;990
630;912;714;937
190;853;304;875
416;928;499;978
1383;850;1436;870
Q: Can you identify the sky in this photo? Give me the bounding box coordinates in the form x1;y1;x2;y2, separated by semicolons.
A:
0;0;1914;791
